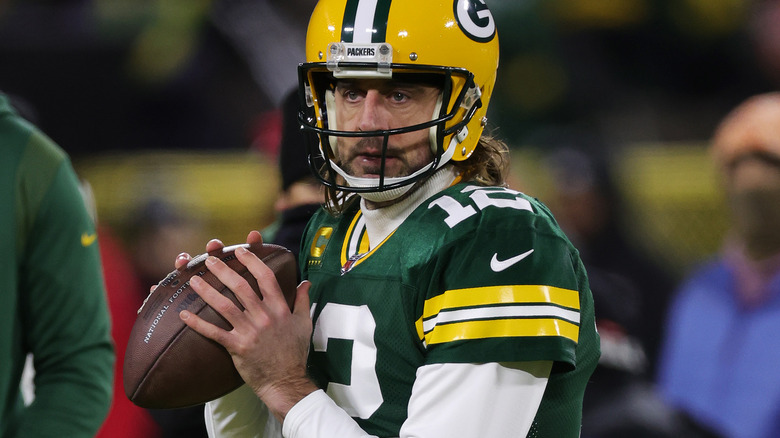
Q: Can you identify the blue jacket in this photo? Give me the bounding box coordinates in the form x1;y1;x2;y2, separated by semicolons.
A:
658;258;780;438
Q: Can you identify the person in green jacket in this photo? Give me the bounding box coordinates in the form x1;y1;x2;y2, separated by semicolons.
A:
0;92;114;437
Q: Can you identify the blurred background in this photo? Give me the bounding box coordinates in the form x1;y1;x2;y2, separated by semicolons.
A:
2;1;778;437
3;0;776;270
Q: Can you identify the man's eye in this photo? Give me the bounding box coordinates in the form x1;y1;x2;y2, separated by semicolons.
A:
391;92;407;102
343;90;360;101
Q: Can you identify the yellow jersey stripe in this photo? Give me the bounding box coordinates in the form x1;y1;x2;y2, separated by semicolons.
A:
423;285;579;319
358;231;370;254
340;211;364;266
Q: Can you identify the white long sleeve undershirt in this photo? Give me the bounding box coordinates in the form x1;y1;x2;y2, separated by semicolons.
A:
206;361;551;438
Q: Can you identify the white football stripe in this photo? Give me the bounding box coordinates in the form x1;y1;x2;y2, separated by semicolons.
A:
353;0;379;43
423;304;581;333
348;214;366;257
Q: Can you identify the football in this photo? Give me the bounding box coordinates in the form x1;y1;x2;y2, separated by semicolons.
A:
123;242;297;409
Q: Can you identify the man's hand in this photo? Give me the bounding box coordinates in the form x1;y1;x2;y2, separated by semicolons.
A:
176;230;318;421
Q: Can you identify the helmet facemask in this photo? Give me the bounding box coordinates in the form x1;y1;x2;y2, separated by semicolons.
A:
298;58;483;201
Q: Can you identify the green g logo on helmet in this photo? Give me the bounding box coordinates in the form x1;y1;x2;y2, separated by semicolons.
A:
454;0;496;43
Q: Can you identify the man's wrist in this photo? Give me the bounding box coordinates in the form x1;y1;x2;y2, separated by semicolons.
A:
256;376;319;423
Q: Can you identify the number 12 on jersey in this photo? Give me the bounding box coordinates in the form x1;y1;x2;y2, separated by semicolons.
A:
428;185;532;228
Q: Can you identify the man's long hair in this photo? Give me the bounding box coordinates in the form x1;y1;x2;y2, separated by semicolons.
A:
322;134;511;215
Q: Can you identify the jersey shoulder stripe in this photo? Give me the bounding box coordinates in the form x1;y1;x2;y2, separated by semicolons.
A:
422;284;580;317
417;285;581;346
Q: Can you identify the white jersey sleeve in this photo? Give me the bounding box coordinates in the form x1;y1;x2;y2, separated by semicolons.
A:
400;361;551;437
281;361;550;438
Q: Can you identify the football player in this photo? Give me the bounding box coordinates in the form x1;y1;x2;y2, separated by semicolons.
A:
177;0;600;436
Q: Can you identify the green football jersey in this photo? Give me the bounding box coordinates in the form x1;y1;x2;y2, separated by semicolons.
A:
300;183;600;437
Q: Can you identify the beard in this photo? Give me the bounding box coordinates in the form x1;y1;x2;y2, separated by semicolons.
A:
336;135;432;179
338;137;389;176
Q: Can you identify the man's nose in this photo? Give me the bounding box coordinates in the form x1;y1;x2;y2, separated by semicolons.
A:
357;90;387;132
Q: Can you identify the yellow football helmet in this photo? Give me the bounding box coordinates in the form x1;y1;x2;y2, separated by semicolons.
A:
298;0;499;196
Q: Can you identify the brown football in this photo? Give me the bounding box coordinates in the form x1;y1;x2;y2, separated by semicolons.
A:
123;242;297;409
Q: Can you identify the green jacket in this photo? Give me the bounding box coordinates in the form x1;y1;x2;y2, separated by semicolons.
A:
0;93;114;437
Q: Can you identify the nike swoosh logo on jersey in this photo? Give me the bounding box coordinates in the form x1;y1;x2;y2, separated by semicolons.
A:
490;249;534;272
81;232;97;247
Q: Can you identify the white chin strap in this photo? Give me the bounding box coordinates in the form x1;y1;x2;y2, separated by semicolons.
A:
329;134;458;203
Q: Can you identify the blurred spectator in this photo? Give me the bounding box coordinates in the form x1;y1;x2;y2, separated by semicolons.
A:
540;145;683;437
657;92;780;438
259;88;324;267
1;91;114;436
542;145;676;375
